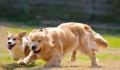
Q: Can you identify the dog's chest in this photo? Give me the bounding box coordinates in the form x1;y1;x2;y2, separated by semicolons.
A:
10;45;25;59
37;51;52;61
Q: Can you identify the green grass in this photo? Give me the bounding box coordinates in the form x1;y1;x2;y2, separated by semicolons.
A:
97;53;120;61
65;53;120;61
103;35;120;48
1;26;120;69
6;26;33;33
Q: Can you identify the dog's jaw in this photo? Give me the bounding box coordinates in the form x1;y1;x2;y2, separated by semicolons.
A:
7;44;16;50
33;48;41;54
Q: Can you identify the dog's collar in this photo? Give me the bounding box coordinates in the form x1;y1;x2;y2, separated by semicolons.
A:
34;48;41;54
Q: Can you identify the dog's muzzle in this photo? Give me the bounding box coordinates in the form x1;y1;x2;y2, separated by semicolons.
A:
7;43;16;50
33;48;41;54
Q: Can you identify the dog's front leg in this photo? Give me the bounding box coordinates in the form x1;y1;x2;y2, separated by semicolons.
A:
71;48;78;62
44;56;61;68
18;51;38;65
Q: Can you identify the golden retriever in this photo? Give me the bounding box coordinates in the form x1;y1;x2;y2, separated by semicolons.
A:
18;22;108;67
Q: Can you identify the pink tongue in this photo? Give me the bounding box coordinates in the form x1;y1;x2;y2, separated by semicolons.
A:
7;44;11;50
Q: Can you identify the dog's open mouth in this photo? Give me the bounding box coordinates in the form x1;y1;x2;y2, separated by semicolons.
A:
7;44;16;50
33;48;41;54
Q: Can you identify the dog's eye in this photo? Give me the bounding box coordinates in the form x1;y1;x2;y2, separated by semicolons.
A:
8;38;10;40
38;40;41;42
32;40;34;42
13;38;16;40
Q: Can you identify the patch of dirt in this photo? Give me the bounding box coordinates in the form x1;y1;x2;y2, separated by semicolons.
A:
0;26;8;50
14;60;120;70
99;48;120;56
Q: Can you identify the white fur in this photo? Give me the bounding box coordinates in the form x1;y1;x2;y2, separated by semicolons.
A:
22;37;29;52
18;51;34;64
59;40;63;55
10;50;14;60
8;38;16;45
22;51;34;64
86;31;98;51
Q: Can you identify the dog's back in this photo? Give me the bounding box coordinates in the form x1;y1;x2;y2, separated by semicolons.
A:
58;22;108;50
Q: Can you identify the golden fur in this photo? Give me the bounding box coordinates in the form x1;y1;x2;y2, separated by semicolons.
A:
7;31;31;60
18;22;108;67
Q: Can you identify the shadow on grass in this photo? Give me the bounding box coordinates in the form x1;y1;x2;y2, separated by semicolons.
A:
19;65;80;70
88;65;103;68
1;62;104;70
1;63;36;70
61;65;102;68
21;65;103;70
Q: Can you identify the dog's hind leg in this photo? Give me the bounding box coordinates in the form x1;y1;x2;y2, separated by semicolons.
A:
87;50;98;67
78;37;98;67
77;47;98;67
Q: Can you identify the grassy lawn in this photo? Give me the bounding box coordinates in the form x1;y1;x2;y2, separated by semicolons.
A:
0;25;120;70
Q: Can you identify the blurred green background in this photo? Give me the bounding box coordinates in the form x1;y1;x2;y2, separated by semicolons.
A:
0;0;120;26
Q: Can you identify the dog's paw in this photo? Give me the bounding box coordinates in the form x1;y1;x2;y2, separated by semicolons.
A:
90;64;98;68
18;60;27;66
71;57;76;62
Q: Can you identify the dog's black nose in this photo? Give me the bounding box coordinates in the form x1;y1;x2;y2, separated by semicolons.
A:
8;42;11;44
32;46;36;50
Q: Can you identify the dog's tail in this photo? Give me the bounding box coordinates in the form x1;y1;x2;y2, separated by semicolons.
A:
94;35;108;48
84;24;108;48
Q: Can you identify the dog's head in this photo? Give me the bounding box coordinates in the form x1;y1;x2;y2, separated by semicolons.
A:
7;31;27;50
29;29;54;54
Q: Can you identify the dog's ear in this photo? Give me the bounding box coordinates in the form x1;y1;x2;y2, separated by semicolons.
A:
43;28;48;34
18;31;27;38
39;29;43;32
7;31;11;35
